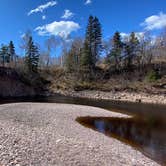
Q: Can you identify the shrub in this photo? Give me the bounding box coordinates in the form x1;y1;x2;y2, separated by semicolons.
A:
146;70;159;82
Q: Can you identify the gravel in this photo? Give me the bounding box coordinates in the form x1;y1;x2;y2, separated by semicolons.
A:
0;103;160;166
55;90;166;104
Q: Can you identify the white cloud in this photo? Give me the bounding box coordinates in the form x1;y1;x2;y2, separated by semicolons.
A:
35;21;80;38
120;32;145;41
42;15;46;20
141;12;166;30
85;0;92;5
61;10;74;19
28;1;57;16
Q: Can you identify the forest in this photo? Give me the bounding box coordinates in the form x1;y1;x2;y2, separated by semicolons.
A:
0;16;166;94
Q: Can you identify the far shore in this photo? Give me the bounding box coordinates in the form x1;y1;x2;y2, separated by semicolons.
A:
53;89;166;105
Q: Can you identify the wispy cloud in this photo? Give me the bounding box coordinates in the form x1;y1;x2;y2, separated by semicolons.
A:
61;10;74;19
20;33;26;39
35;21;80;39
141;12;166;30
85;0;92;5
28;1;57;16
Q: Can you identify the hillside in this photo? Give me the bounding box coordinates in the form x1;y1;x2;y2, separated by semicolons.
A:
0;67;47;97
48;63;166;95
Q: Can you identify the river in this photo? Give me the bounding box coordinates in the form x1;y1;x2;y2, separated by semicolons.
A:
0;94;166;165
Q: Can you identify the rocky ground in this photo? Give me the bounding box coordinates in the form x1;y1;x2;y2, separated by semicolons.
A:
54;89;166;105
0;103;160;166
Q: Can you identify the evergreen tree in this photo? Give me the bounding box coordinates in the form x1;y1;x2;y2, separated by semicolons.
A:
84;15;102;69
8;41;15;63
80;41;92;69
25;36;39;72
110;31;123;70
85;16;94;48
0;45;9;67
93;17;102;63
80;41;93;80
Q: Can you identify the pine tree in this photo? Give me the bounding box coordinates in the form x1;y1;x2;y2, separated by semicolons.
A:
25;36;39;72
110;31;123;70
84;15;102;69
0;45;9;67
80;41;92;69
8;41;15;63
93;17;102;64
80;41;93;80
78;15;94;77
85;15;94;49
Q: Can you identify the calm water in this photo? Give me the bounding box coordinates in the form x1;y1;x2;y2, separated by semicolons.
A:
0;94;166;165
76;116;166;165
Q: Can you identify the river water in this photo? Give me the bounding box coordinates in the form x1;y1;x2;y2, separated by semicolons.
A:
0;94;166;165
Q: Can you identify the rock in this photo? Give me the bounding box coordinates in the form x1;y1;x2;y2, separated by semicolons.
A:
56;139;62;144
135;99;141;103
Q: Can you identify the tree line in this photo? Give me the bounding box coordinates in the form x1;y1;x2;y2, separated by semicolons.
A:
65;16;166;80
0;15;166;80
0;34;39;73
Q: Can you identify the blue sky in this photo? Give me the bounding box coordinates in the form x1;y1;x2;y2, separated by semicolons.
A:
0;0;166;55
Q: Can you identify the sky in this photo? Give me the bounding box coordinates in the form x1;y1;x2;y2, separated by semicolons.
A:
0;0;166;55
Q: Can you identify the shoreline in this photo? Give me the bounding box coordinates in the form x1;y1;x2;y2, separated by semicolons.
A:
1;89;166;105
53;89;166;105
0;103;159;165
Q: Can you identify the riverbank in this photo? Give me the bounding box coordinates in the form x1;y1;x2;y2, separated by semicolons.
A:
53;89;166;105
0;103;159;166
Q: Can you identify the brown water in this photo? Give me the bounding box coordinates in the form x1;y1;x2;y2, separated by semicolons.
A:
0;94;166;164
76;116;166;165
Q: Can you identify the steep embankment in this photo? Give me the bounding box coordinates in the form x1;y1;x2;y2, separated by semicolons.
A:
0;67;36;97
48;65;166;104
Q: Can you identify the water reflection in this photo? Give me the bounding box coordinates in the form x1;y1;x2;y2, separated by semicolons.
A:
1;95;166;120
94;121;106;133
76;116;166;165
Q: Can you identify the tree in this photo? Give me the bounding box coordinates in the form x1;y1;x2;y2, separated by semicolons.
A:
65;38;83;72
8;41;16;66
93;17;102;63
20;30;32;51
138;32;153;68
85;16;94;47
0;45;9;67
25;36;39;72
80;41;92;69
45;36;57;67
65;51;74;72
128;32;139;68
85;15;102;69
80;41;93;80
109;31;123;70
